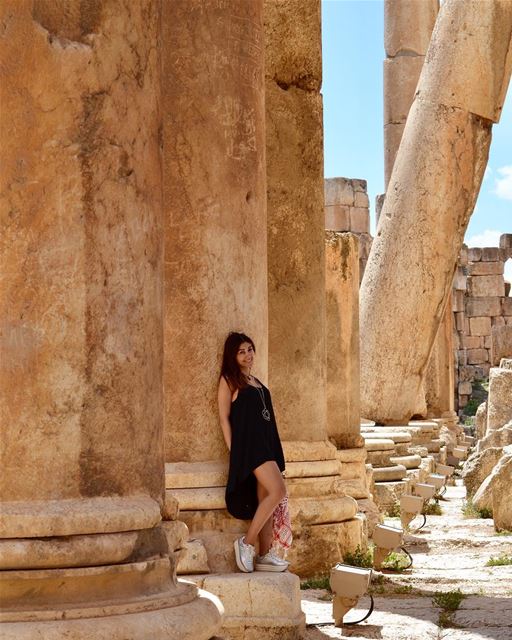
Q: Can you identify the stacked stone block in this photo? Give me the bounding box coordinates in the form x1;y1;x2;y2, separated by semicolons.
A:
324;177;373;280
453;235;512;411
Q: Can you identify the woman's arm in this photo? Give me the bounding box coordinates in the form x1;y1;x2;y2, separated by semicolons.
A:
218;376;233;451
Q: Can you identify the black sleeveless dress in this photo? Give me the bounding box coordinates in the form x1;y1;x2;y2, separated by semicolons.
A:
225;381;285;520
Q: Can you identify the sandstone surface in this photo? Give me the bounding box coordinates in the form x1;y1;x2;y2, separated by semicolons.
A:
360;0;512;424
461;447;504;496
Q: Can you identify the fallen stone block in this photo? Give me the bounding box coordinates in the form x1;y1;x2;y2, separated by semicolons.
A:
492;455;512;531
461;447;504;496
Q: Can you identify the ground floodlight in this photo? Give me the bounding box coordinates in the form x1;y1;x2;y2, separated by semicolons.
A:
330;564;373;626
427;473;446;495
453;446;468;460
413;483;436;500
436;463;455;477
372;524;411;570
400;494;424;530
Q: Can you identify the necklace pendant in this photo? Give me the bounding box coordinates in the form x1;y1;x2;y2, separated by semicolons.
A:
262;408;271;421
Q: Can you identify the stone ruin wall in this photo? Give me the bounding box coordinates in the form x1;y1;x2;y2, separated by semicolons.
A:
325;179;512;423
453;234;512;413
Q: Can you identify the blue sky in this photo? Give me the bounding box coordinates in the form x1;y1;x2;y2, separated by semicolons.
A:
322;0;511;267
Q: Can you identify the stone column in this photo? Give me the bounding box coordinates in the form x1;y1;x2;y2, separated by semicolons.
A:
425;293;456;417
384;1;439;417
0;1;221;638
163;0;268;466
265;0;363;576
161;0;280;587
325;233;362;449
360;0;512;425
384;0;439;187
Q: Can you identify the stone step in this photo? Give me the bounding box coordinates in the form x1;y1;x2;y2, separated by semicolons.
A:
390;454;422;469
425;439;442;453
363;438;396;451
372;465;407;482
361;429;412;443
166;461;227;489
366;450;393;467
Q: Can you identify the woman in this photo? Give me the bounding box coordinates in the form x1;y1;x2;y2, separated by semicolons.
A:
218;332;290;573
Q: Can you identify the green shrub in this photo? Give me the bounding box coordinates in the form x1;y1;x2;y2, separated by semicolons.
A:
393;584;414;595
300;575;330;590
386;502;401;518
485;554;512;567
342;545;374;568
432;589;466;611
422;499;443;516
461;499;492;519
381;551;411;572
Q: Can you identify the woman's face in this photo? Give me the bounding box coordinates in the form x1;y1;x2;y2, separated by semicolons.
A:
236;342;254;372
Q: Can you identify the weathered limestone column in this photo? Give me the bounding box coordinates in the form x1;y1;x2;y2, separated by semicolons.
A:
0;2;221;638
360;0;512;425
325;233;363;449
425;293;456;417
384;1;439;417
161;7;308;634
384;0;439;187
265;0;363;575
325;232;379;531
163;0;268;465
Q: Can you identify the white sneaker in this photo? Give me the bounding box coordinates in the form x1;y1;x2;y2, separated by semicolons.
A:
255;551;289;572
234;536;255;573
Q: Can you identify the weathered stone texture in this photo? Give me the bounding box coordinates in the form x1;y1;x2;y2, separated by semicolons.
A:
362;0;512;425
468;275;505;298
486;367;512;433
473;447;512;513
265;0;325;441
492;454;512;531
162;0;267;463
461;448;505;497
425;296;455;417
384;0;439;57
0;2;224;637
324;178;372;277
325;233;361;448
491;325;512;365
383;0;438;186
1;0;164;515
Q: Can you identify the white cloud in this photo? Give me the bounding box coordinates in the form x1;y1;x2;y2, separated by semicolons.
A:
494;165;512;200
483;166;493;182
465;229;502;247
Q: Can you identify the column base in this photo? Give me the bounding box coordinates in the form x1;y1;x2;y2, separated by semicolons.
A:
0;587;223;640
167;446;369;578
187;571;304;640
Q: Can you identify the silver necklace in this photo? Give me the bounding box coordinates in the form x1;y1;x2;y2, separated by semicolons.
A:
249;376;271;421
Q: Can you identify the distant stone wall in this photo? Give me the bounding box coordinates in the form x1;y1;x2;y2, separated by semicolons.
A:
453;234;512;411
324;177;372;280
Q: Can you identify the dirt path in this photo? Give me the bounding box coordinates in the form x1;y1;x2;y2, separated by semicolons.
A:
302;481;512;639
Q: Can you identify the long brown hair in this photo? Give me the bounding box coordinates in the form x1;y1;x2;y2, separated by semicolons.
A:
220;332;255;392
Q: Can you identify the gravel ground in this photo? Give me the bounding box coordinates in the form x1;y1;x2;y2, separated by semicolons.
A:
302;482;512;640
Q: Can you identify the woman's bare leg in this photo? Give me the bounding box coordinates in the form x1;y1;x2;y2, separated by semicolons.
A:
244;461;286;547
257;482;273;555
